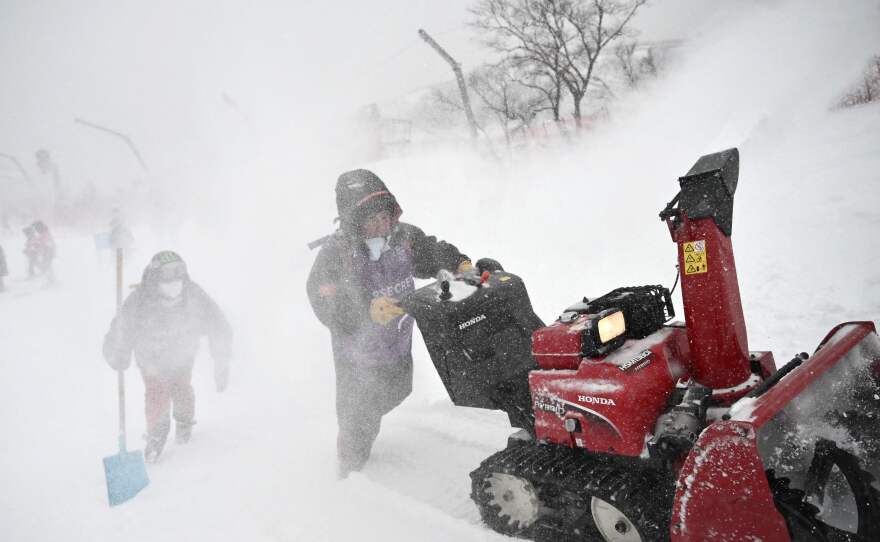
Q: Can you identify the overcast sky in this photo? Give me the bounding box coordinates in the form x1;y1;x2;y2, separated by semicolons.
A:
0;1;724;173
2;0;872;199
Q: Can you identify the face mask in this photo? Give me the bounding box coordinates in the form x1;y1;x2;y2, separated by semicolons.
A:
158;280;184;299
364;237;388;261
158;261;187;282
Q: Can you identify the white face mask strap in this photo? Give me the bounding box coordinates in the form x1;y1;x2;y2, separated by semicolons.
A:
364;237;388;261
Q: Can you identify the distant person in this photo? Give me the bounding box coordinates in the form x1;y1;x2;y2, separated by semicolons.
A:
0;244;7;292
22;225;38;277
23;220;55;280
307;169;471;477
102;251;233;462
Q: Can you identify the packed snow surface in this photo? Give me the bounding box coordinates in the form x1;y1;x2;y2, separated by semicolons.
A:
1;1;879;540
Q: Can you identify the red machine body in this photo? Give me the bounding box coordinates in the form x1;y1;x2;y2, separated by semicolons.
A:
669;214;751;388
531;313;592;370
670;421;790;542
671;322;880;541
530;327;688;456
468;149;880;542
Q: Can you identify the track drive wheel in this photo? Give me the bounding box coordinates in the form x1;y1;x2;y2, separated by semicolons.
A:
471;447;544;538
471;444;674;541
582;464;673;542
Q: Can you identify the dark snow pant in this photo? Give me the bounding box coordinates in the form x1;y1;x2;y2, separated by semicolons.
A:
335;359;412;472
141;368;195;445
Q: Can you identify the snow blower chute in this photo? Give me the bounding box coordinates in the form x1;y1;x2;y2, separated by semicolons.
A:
403;149;880;541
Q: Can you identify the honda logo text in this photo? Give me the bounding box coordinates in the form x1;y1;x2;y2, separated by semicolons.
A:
459;314;487;330
577;395;617;406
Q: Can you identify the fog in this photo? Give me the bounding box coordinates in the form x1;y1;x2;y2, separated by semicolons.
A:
1;1;879;540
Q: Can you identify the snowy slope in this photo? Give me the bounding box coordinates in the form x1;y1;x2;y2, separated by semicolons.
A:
2;1;880;541
0;235;514;541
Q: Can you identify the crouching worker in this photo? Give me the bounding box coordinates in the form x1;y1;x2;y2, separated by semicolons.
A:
307;169;471;478
103;251;233;462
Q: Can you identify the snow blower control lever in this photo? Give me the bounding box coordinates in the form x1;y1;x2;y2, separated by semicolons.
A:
438;280;452;301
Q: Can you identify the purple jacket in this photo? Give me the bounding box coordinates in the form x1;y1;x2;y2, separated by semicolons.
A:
307;222;467;368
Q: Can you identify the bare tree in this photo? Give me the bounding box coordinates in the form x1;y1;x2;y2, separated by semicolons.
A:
468;62;549;146
422;83;497;141
511;56;566;121
557;0;646;125
470;0;570;121
418;84;470;132
839;55;880;108
614;40;639;87
640;47;657;78
615;40;658;88
470;0;646;126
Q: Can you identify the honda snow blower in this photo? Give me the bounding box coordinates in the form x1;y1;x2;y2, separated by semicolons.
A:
401;148;880;542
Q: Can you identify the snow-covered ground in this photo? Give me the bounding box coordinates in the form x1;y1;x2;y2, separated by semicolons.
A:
2;1;879;541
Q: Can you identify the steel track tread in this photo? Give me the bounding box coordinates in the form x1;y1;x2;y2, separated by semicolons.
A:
470;442;674;541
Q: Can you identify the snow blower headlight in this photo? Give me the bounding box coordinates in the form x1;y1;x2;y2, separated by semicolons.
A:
581;309;627;357
598;310;626;343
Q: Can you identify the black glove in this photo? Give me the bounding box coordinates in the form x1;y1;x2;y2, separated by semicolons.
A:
476;258;504;273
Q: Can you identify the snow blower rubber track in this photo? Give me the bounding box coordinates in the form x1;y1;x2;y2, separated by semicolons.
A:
470;442;674;541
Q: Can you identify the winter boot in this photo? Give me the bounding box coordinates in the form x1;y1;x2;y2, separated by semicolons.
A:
144;434;166;463
337;458;365;480
175;420;195;445
337;444;370;479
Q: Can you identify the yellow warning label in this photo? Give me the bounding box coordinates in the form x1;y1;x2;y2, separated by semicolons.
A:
682;240;708;275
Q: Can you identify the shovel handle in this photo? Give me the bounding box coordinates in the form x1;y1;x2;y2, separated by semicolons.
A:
118;369;126;452
115;248;127;453
116;248;123;310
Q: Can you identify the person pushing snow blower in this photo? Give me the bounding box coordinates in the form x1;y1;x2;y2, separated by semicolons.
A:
103;251;233;462
307;169;471;478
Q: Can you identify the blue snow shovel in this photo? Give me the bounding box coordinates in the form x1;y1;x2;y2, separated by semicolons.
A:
103;248;149;506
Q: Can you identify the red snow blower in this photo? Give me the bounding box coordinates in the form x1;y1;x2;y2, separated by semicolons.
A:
403;148;880;541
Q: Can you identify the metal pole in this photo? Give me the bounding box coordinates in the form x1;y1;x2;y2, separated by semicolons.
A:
75;117;151;175
418;29;479;140
0;153;32;181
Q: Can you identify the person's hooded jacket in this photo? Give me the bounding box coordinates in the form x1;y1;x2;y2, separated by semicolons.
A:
307;169;468;369
103;251;233;378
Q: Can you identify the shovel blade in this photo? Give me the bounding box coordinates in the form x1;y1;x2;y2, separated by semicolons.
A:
103;449;149;506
